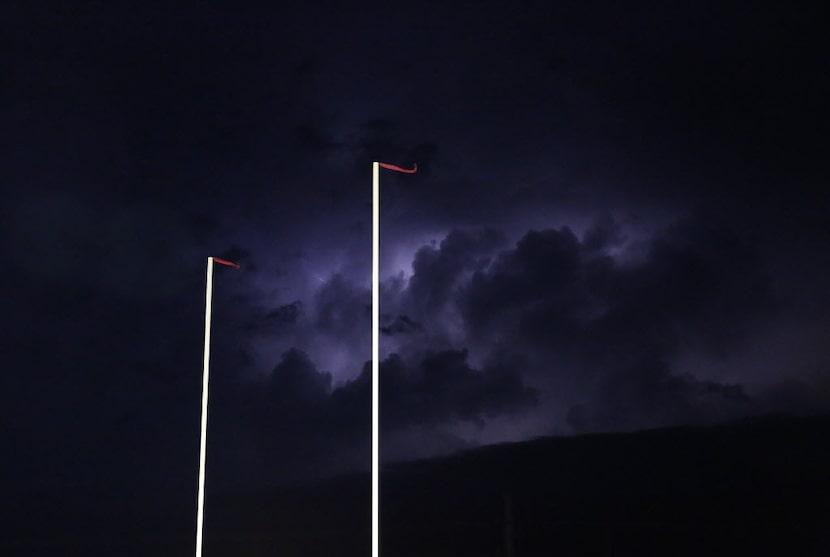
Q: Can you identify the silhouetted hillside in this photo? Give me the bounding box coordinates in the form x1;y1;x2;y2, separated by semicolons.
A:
4;413;829;556
381;412;830;556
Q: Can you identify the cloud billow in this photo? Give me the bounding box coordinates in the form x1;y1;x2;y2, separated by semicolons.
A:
404;228;505;318
257;347;537;434
386;216;775;433
214;345;538;483
265;348;332;418
229;214;794;478
375;349;537;429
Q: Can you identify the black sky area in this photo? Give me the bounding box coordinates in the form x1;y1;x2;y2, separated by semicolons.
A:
1;0;829;512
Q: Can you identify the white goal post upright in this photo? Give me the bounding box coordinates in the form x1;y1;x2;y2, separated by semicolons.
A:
372;161;417;557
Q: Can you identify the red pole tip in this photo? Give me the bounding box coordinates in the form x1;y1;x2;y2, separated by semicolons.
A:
378;162;418;174
213;257;240;268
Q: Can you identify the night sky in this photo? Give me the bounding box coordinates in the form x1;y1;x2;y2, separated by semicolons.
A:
2;1;828;509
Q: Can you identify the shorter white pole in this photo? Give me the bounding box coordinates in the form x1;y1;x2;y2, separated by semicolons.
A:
196;257;214;557
372;162;381;557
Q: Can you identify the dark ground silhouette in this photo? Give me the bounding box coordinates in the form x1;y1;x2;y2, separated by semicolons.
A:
4;412;829;556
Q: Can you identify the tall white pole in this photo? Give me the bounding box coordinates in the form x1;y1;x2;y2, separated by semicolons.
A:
196;256;214;557
372;162;381;557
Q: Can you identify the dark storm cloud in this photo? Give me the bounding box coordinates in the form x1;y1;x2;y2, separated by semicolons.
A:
568;356;752;433
460;226;586;343
404;228;505;318
582;212;626;252
194;204;824;475
610;216;773;357
380;314;422;336
376;349;537;429
314;274;371;337
245;347;537;434
460;214;773;359
264;301;303;327
264;348;332;416
207;346;538;485
368;215;783;434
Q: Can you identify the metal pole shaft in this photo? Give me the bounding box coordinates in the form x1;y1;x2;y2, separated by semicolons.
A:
372;162;380;557
196;257;214;557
